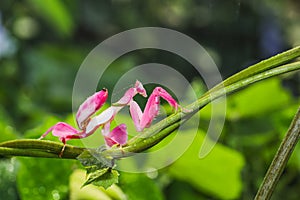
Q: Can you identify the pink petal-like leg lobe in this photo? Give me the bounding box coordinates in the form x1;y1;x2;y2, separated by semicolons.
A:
39;126;55;140
104;124;128;147
129;86;179;132
76;88;108;129
129;101;144;132
152;87;178;110
134;80;147;97
114;88;136;105
40;122;81;143
113;80;147;106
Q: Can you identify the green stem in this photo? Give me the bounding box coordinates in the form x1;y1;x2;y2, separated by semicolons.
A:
254;106;300;200
0;139;85;159
0;147;62;158
212;46;300;91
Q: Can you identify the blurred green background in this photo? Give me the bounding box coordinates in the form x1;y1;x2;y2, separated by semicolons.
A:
0;0;300;199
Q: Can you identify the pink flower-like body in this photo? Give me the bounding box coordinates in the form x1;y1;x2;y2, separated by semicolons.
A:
40;80;179;149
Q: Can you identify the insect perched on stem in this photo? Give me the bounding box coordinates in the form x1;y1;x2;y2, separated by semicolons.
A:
39;80;179;156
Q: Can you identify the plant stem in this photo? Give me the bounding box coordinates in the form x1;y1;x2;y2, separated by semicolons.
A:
212;46;300;91
0;139;84;159
0;146;62;158
254;107;300;200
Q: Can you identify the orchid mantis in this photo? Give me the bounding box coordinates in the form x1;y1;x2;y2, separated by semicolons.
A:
39;80;179;151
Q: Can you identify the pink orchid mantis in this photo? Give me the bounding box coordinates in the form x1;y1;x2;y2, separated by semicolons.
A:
39;81;146;148
86;81;179;133
39;80;179;152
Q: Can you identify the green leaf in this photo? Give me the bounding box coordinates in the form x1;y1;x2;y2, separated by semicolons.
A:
77;149;118;189
168;129;245;199
83;167;110;187
89;169;119;189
